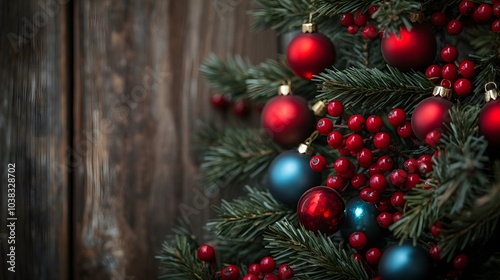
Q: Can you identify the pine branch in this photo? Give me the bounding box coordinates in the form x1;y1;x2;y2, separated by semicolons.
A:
314;66;434;113
157;233;212;280
250;0;312;33
373;1;422;36
314;0;371;16
200;54;251;96
200;127;281;193
207;186;297;262
265;220;369;280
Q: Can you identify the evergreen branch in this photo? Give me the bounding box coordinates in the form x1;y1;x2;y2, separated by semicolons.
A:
200;127;281;193
265;220;369;280
250;0;312;33
314;0;371;16
314;66;434;113
157;234;212;280
374;1;422;36
200;54;251;96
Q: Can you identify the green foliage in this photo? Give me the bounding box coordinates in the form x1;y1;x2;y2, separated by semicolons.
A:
469;54;500;105
265;220;369;280
314;0;371;16
251;0;311;33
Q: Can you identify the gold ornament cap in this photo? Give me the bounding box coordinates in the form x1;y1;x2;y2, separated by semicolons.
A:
484;82;498;103
312;100;327;116
409;12;424;23
432;80;452;100
302;22;318;33
297;143;314;155
278;84;292;96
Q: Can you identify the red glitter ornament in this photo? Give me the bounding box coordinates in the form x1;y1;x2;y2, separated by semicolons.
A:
287;23;336;80
297;186;345;235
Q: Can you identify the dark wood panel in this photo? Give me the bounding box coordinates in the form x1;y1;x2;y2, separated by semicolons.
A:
73;0;276;279
0;0;70;279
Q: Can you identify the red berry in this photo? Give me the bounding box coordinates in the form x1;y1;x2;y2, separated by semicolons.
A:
357;148;374;168
368;5;380;16
327;100;344;117
447;19;463;35
441;45;459;63
374;132;391;150
260;256;276;273
453;254;469;270
376;197;391;212
442;63;458;81
397;121;413;138
310;155;327;172
278;264;294;280
353;10;368;26
327;174;346;192
346;134;365;152
340;13;354;26
377;212;393;228
362;25;378;40
431;222;442;237
390;169;408;187
454;78;473;96
404;158;418;174
352;253;363;261
459;0;476;16
391;191;406;208
406;173;421;189
347;25;360;34
232;99;251;116
263;273;279;280
493;19;500;32
472;4;493;23
360;187;381;204
365;248;382;265
426;65;442;80
368;164;382;176
459;60;476;78
370;174;388;192
417;154;432;164
222;265;240;280
334;157;351;174
392;211;403;223
377;155;394;173
429;245;441;261
388;108;406;127
338;144;351;157
494;2;500;17
317;118;334;135
351;173;367;189
348;114;365;131
366;115;383;133
248;264;261;275
425;130;442;148
431;12;447;26
210;94;229;109
418;161;433;175
349;232;368;250
327;131;344;149
242;274;259;280
197;244;215;262
340;162;356;179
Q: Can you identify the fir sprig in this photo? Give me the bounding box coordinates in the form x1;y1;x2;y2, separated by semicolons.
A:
314;0;371;16
314;66;434;113
200;54;251;96
265;220;369;280
251;0;312;33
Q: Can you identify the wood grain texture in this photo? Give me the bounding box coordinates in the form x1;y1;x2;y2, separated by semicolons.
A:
73;0;276;279
0;0;70;279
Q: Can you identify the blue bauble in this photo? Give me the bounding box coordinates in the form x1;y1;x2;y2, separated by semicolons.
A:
379;243;433;280
267;150;322;206
340;196;386;249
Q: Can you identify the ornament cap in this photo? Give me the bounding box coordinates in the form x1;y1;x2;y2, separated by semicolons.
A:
312;100;327;116
278;84;292;96
484;82;498;103
297;143;314;155
302;22;317;33
409;12;424;23
432;81;452;100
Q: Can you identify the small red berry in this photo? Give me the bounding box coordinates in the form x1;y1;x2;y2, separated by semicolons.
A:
374;132;391;150
388;108;406;127
429;245;441;261
369;164;382;176
197;244;216;262
347;25;359;34
391;191;406;208
493;19;500;32
370;174;388;192
404;158;418;174
348;114;365;131
210;94;229;109
351;173;367;189
447;19;463;35
334;157;351;174
327;131;344;149
377;155;394;172
242;274;259;280
425;130;442;148
418;161;434;175
431;12;447;26
260;256;276;273
317;118;334;135
368;5;380;16
431;222;442;237
327;174;346;192
417;154;432;164
365;248;382;265
346;134;365;152
278;264;294;280
352;253;363;261
442;63;458;81
248;264;261;275
360;187;381;204
390;169;408;187
357;148;374;168
397;121;413;138
441;46;459;63
406;173;421;189
459;0;476;16
263;273;279;280
338;145;351;157
340;13;354;26
453;254;469;270
362;25;378;40
426;65;442;80
232;99;251;116
472;4;493;23
327;100;344;117
494;2;500;16
340;162;356;179
454;78;473;96
376;197;391;212
366;115;383;133
221;265;240;280
377;212;393;228
459;60;476;78
353;10;368;26
310;155;328;172
349;232;368;250
392;211;403;223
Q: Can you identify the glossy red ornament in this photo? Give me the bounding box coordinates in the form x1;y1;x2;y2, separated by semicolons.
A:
479;99;500;150
261;95;315;147
287;30;336;80
297;186;345;235
411;96;454;141
381;24;437;71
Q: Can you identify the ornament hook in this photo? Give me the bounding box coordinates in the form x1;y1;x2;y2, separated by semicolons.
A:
432;79;452;100
484;82;498;103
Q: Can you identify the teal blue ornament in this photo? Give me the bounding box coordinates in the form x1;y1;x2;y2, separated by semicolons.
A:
379;243;433;280
267;150;321;206
340;196;386;249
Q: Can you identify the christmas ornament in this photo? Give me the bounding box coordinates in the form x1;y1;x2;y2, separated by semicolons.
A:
378;243;433;280
411;83;454;141
268;148;321;206
479;82;500;151
287;22;336;79
381;24;437;71
261;85;315;147
297;186;345;235
340;196;386;248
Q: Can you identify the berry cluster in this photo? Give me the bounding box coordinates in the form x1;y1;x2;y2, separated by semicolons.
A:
339;6;380;40
210;93;254;117
197;244;295;280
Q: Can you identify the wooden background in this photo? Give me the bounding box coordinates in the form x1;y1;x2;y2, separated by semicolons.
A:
0;0;277;279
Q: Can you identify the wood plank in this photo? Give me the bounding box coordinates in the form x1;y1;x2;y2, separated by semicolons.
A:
0;0;70;279
73;0;276;279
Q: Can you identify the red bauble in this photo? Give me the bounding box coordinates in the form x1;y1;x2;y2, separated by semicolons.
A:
381;24;437;71
287;32;336;80
297;186;345;235
411;96;454;141
261;95;315;147
479;99;500;150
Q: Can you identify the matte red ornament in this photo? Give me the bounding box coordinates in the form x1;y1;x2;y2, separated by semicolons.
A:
297;186;345;235
381;24;437;71
261;95;315;147
287;25;336;80
479;99;500;150
411;96;453;141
